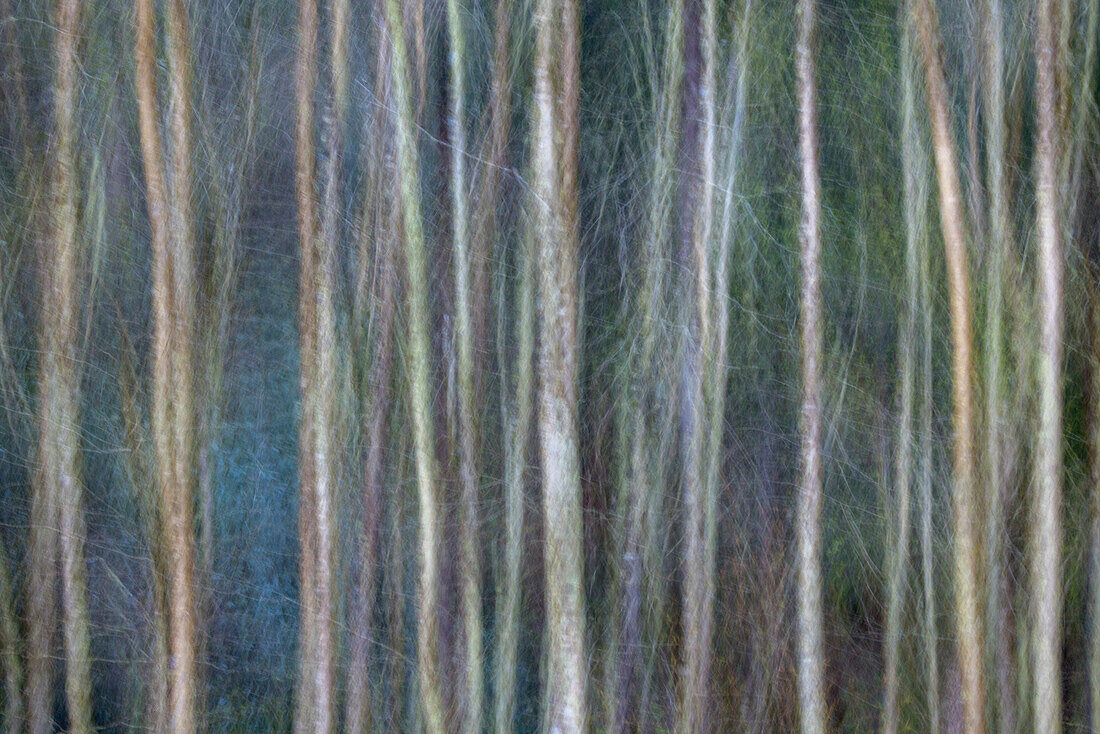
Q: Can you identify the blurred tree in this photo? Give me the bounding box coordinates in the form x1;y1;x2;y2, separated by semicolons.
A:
444;0;486;727
1031;0;1066;731
677;0;719;728
880;7;923;731
26;0;93;731
383;0;447;727
292;0;342;727
134;0;201;729
795;0;825;731
533;0;587;727
912;0;985;729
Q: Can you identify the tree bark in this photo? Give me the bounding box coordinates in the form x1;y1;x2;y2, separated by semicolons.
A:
1031;0;1066;730
912;0;985;729
533;0;587;727
795;0;826;731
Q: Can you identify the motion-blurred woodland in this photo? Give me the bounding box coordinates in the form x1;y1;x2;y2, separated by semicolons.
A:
0;0;1098;730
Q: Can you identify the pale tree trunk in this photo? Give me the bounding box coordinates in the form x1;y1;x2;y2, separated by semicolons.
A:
293;0;340;726
136;0;201;727
49;0;94;726
795;0;825;730
912;0;985;730
1031;0;1066;731
881;8;926;730
164;2;199;729
383;0;447;727
24;395;58;734
27;1;92;731
677;0;718;728
533;0;587;727
292;0;319;726
444;0;485;728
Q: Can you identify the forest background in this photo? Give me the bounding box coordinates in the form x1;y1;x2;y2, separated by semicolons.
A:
0;0;1098;731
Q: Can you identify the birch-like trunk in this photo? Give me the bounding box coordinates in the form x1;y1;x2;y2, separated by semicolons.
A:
1031;1;1066;730
533;0;587;727
795;0;826;730
912;0;985;729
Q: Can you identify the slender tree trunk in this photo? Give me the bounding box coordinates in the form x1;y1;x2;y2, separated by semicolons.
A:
918;88;940;734
49;0;94;726
881;10;926;730
1031;1;1066;730
795;0;825;730
444;1;485;728
677;0;717;727
533;0;587;727
164;2;199;729
292;0;319;726
27;4;84;730
912;1;985;730
383;0;447;727
134;0;175;729
293;0;340;726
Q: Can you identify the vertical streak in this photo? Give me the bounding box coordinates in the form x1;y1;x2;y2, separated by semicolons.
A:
533;0;587;728
1032;0;1065;730
912;0;985;730
795;0;826;731
445;0;485;728
309;0;349;728
979;0;1016;728
165;1;198;729
495;225;535;734
678;0;717;727
39;0;93;731
293;0;321;728
347;22;394;734
882;9;923;730
382;0;447;728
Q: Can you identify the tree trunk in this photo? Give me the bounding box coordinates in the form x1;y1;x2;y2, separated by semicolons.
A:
293;0;340;726
383;0;448;727
1031;1;1066;730
533;0;587;727
677;0;718;728
795;0;826;731
881;9;925;730
912;0;985;729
